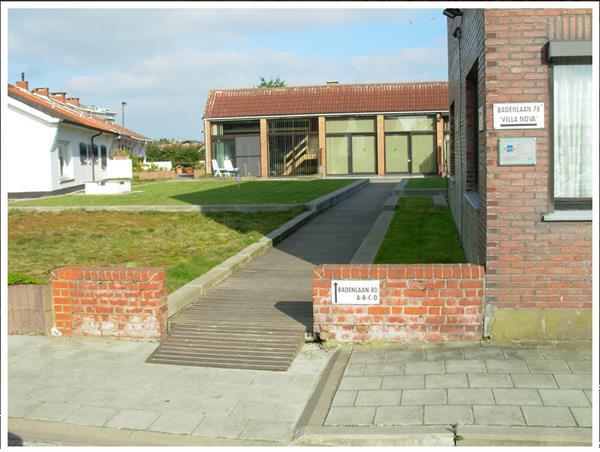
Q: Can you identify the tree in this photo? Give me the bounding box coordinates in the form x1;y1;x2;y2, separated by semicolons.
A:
257;76;286;88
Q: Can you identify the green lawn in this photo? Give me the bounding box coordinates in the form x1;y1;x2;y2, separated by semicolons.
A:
9;179;353;207
374;197;465;264
404;177;448;189
8;209;303;293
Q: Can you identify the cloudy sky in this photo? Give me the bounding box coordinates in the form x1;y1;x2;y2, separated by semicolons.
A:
7;5;448;140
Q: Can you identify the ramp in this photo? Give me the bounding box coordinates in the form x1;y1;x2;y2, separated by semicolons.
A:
148;182;397;371
147;277;312;371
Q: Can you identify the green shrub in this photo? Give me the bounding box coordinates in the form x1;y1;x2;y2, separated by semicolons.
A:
146;142;205;168
8;273;46;285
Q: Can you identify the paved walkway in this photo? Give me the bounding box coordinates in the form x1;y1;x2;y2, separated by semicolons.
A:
148;181;397;370
324;341;592;443
8;336;331;444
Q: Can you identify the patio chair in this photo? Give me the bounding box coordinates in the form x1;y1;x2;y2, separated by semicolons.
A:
223;159;240;176
212;159;225;177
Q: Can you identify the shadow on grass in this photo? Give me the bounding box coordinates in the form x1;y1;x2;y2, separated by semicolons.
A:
169;179;351;205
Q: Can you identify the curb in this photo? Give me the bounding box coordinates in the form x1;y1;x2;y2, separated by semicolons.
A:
294;426;455;446
167;179;369;317
8;204;304;213
350;210;394;264
7;417;280;447
456;425;592;446
394;188;446;197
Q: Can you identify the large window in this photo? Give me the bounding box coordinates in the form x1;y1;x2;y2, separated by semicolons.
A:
383;115;436;174
553;64;592;210
57;141;72;180
211;120;261;177
268;118;318;176
326;117;376;175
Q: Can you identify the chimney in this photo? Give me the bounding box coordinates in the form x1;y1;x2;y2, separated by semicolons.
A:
16;80;29;90
50;92;67;103
33;87;49;97
66;97;80;107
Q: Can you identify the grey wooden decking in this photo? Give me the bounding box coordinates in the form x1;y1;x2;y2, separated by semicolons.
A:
147;182;396;371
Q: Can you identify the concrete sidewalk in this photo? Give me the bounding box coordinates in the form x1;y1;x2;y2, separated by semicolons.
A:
317;341;592;446
8;336;331;444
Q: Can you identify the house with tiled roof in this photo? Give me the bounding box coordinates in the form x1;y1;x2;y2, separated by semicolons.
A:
7;79;150;198
203;81;449;178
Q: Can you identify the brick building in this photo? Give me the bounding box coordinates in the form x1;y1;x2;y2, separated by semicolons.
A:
444;8;593;339
203;82;449;178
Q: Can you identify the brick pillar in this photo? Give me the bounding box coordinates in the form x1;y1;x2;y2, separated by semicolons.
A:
436;115;445;176
376;115;385;176
205;120;212;174
318;116;326;176
260;118;268;178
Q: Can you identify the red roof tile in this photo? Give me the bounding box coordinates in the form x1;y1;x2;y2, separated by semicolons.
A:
8;84;150;141
204;82;448;119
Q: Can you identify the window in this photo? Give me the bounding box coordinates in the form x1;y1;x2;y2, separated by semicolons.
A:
79;142;88;164
553;64;592;210
57;141;72;179
325;117;376;175
100;145;107;169
449;103;455;176
465;61;479;193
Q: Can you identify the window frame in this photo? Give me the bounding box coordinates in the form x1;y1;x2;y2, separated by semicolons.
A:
549;56;592;212
57;141;73;180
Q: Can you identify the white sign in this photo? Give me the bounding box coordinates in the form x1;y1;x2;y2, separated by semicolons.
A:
493;103;544;129
331;280;380;305
498;137;536;166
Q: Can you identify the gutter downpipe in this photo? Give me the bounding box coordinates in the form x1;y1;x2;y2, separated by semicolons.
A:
90;131;102;183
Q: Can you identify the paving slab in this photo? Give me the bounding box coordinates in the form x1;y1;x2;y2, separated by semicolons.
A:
148;412;206;435
381;375;425;389
511;373;558;388
325;407;376;426
373;406;424;426
355;390;402;407
105;409;161;431
448;388;494;405
426;373;468;388
63;406;118;427
402;389;446;405
424;405;473;425
473;405;525;426
553;373;592;389
468;373;513;388
331;391;357;407
538;389;590;407
493;388;542;406
521;406;577;427
570;407;592;427
192;417;249;439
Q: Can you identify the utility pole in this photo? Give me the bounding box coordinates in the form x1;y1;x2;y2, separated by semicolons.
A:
121;101;127;127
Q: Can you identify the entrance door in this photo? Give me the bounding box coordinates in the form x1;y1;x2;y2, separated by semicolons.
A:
326;135;376;175
411;134;436;174
385;134;409;173
384;133;436;174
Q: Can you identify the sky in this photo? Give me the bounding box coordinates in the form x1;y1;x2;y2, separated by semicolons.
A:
7;5;448;141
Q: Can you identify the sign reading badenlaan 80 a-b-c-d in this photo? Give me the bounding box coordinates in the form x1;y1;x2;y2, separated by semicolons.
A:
493;102;544;129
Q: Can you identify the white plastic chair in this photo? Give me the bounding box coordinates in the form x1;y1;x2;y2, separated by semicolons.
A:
223;159;240;176
212;159;224;177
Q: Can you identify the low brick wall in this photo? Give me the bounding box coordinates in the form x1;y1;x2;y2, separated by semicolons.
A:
51;267;168;339
8;284;53;335
135;170;176;180
313;264;485;343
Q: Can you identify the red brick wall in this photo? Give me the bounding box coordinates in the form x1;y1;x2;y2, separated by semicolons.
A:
313;264;485;343
483;9;593;309
447;8;593;313
51;266;168;339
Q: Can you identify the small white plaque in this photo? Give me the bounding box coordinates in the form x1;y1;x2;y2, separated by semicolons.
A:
331;280;380;305
498;137;537;166
493;103;544;129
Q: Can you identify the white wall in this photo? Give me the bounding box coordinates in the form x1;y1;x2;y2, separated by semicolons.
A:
6;103;56;193
54;123;115;191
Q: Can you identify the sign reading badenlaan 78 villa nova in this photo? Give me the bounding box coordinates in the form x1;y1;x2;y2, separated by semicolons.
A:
493;102;544;129
331;280;380;305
